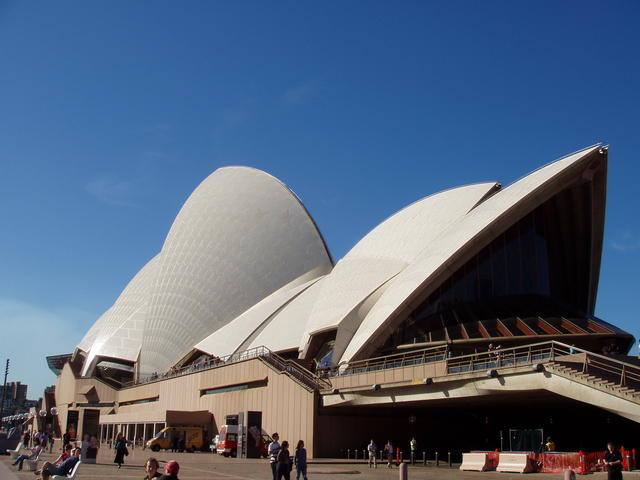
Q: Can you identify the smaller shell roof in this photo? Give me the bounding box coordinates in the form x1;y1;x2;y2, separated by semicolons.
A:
81;255;160;376
302;183;499;356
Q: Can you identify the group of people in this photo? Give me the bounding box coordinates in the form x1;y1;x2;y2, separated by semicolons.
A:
267;432;308;480
22;429;54;452
12;428;99;477
143;458;181;480
366;438;417;468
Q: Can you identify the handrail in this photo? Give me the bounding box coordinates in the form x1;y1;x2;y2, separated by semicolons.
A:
324;340;640;396
123;345;328;390
326;344;448;377
259;353;331;391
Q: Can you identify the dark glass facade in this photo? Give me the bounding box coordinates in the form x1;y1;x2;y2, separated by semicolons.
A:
385;183;595;349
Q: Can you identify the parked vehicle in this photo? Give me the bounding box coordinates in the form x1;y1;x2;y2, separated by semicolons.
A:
146;426;204;452
216;425;238;457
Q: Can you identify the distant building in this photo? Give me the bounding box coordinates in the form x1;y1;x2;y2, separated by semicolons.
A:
1;381;28;402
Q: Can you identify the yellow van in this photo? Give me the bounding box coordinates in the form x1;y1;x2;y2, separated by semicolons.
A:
146;426;204;452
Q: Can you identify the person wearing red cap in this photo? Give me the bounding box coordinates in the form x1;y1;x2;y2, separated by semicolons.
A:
159;460;180;480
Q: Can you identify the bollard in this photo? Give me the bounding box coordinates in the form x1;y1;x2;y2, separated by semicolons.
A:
355;448;358;460
396;447;400;466
347;449;350;460
435;451;439;466
422;451;426;466
448;451;452;468
363;449;366;461
400;450;403;462
380;450;384;461
399;461;408;480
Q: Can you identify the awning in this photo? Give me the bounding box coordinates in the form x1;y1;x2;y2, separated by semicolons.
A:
165;410;212;425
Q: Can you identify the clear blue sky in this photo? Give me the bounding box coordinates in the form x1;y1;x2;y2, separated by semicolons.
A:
1;1;638;396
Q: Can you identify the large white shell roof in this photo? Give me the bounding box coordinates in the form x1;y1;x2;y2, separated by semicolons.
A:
339;145;604;362
79;166;333;376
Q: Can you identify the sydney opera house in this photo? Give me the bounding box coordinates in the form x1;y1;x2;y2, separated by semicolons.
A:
48;144;639;456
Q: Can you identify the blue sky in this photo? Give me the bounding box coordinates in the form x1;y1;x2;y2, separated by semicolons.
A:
1;1;638;396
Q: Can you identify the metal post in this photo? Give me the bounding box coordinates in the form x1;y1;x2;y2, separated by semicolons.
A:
355;448;358;460
347;449;350;460
0;359;9;428
448;451;452;468
435;451;439;466
422;451;426;465
363;449;366;460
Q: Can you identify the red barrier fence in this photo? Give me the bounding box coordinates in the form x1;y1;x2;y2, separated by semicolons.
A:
473;451;609;474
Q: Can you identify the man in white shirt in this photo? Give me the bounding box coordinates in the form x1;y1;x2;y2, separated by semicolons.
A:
268;433;281;480
367;440;377;468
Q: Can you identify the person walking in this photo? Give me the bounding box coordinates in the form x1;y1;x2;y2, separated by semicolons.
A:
367;440;377;468
114;432;129;469
276;440;292;480
602;442;623;480
410;437;417;465
385;440;394;468
268;433;281;480
294;440;308;480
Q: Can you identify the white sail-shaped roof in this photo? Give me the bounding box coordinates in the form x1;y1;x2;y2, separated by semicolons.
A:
138;167;332;374
339;145;604;363
194;270;328;358
80;255;160;375
301;183;498;359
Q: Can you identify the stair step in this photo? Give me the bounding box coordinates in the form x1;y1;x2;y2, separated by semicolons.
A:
619;387;637;393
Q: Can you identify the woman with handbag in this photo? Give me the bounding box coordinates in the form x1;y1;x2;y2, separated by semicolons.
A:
276;440;292;480
114;432;129;469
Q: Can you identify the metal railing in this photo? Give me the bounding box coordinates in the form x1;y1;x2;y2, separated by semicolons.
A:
326;345;448;377
324;340;640;399
129;345;271;386
259;352;331;391
548;341;640;392
446;341;554;374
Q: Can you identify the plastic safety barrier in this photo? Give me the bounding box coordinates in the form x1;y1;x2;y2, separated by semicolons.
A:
497;453;535;473
472;450;609;474
460;452;492;471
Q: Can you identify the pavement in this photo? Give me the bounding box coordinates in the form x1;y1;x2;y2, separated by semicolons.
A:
1;448;639;480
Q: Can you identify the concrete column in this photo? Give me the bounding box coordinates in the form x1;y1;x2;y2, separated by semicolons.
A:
134;424;138;448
